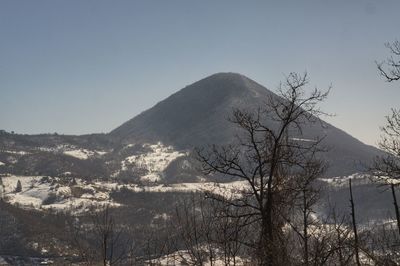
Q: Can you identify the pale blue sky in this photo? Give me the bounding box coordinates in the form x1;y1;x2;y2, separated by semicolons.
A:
0;0;399;146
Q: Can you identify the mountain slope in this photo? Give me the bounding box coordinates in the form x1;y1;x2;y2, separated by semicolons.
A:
110;72;382;177
110;73;273;147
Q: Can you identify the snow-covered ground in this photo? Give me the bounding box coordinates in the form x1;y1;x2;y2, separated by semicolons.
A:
319;173;400;187
63;149;95;160
1;145;108;161
0;174;247;214
2;172;381;214
149;246;249;266
1;175;119;214
1;150;30;155
117;180;248;198
121;142;187;182
1;170;384;216
62;146;107;160
37;144;108;160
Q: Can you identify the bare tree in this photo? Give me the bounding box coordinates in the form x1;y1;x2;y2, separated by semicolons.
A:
67;205;130;265
371;109;400;235
372;41;400;236
168;192;251;265
369;110;400;265
328;206;354;266
377;40;400;82
197;72;329;265
93;206;127;265
140;227;175;265
358;39;400;264
67;216;94;265
289;157;325;266
211;198;249;266
366;220;400;265
171;193;214;265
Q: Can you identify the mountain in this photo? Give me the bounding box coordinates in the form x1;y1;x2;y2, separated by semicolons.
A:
0;73;382;179
0;73;389;261
110;72;382;177
110;72;271;147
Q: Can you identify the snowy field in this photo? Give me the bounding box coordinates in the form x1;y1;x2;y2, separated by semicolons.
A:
1;175;119;214
0;171;384;215
0;174;247;214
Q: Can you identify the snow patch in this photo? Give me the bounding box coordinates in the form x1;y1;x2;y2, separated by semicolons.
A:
149;246;249;265
2;150;30;155
320;173;366;187
116;180;248;199
121;142;186;182
63;149;94;160
37;145;107;159
290;137;316;142
319;173;396;187
63;149;107;159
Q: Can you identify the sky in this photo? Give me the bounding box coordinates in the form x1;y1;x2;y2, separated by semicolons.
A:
0;0;399;147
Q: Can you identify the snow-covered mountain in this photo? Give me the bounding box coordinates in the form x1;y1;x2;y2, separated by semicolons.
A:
110;72;382;177
0;73;383;180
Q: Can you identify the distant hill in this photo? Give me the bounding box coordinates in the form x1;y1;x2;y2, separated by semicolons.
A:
110;72;382;177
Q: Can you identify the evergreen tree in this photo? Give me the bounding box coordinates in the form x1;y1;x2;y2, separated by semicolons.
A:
15;180;22;193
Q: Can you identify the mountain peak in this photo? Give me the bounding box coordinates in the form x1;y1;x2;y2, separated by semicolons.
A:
109;72;270;147
180;72;270;99
205;72;247;81
198;72;258;88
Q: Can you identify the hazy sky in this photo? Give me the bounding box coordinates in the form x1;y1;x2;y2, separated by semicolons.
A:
1;1;399;146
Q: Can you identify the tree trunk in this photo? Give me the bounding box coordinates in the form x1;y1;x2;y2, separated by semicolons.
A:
258;210;275;266
390;183;400;237
349;179;361;266
103;234;107;266
303;189;309;266
264;189;274;266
